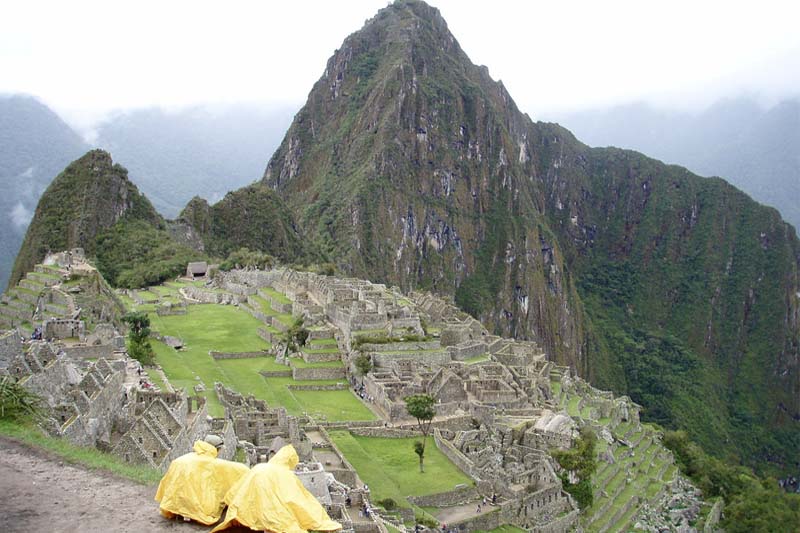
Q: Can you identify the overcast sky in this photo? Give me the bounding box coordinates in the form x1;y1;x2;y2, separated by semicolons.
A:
2;0;799;130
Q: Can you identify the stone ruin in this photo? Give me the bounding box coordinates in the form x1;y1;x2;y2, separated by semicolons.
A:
2;257;700;532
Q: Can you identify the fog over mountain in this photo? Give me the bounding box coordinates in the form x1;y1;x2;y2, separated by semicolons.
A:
94;104;297;218
550;96;800;233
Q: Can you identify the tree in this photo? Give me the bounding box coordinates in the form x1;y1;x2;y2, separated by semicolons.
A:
354;353;372;379
550;427;597;509
123;311;155;365
404;393;436;472
282;317;309;357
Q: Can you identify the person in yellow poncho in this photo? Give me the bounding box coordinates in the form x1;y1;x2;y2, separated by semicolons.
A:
155;435;249;525
213;444;342;533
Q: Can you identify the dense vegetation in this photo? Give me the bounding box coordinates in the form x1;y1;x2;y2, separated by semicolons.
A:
178;185;311;264
95;219;204;288
663;430;800;532
550;427;597;509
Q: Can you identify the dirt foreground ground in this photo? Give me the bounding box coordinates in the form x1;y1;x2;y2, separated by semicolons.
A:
0;435;250;533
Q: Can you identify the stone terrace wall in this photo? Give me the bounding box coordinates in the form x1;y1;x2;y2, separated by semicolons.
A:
434;429;477;479
531;509;579;533
372;351;450;368
62;344;115;360
292;366;346;381
451;508;502;531
407;485;479;507
349;427;418;438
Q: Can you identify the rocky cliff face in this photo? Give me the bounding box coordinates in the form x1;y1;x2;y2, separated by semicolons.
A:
257;0;799;470
10;149;161;287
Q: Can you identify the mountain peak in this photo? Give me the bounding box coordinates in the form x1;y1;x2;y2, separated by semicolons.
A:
9;150;161;287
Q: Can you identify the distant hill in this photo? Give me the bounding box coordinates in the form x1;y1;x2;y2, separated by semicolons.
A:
551;97;800;233
94;104;297;217
0;94;89;289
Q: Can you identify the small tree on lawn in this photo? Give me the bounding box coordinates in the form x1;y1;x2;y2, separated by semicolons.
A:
123;311;155;365
404;393;436;472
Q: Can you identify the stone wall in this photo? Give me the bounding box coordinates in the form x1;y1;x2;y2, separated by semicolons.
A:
210;351;267;360
43;319;84;340
531;509;579;533
62;344;115;360
61;367;125;447
292;366;346;381
372;351;450;368
349;428;419;438
0;330;22;371
360;341;441;352
260;370;293;378
450;508;502;531
288;383;347;391
407;485;479;507
22;358;78;406
434;429;477;479
301;350;341;363
448;341;488;360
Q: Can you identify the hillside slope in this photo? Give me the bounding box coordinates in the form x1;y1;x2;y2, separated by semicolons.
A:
553;98;800;233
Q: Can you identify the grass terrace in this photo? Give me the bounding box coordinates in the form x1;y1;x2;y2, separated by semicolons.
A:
328;431;474;510
289;358;344;368
260;286;291;305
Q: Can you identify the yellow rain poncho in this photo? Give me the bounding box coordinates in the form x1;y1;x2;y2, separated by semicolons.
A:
213;444;342;533
155;440;249;525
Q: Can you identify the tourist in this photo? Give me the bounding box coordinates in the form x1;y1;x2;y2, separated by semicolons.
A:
213;445;341;532
155;435;248;525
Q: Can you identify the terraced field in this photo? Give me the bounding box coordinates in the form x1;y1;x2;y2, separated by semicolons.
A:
551;376;678;533
134;283;375;422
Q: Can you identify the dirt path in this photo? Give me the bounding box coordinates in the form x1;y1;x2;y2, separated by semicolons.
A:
0;436;251;533
432;500;498;524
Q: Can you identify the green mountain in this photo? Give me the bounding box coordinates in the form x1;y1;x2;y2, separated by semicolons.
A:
177;184;309;262
10;149;203;289
246;0;799;472
0;94;89;289
552;97;800;233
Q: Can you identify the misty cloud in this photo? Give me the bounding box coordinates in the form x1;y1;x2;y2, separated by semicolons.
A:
10;201;33;229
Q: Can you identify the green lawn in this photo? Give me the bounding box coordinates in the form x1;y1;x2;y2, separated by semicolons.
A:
148;303;372;421
464;354;490;364
302;346;340;354
328;431;474;508
260;287;291;304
